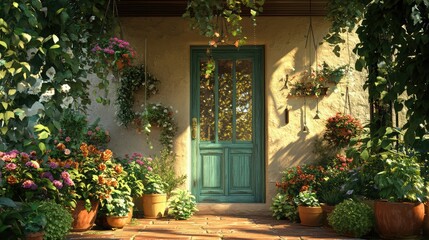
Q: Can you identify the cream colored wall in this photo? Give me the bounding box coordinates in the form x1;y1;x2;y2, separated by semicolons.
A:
88;17;369;207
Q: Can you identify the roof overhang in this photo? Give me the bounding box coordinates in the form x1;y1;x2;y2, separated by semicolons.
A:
117;0;328;17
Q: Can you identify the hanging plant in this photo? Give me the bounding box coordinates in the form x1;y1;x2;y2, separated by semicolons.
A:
135;103;178;153
116;65;160;126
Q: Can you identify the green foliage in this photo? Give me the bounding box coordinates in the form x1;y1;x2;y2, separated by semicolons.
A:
102;193;134;217
39;201;73;240
294;190;320;207
152;149;187;197
0;0;113;152
326;0;429;149
168;189;198;220
270;193;299;221
328;199;374;238
319;168;350;205
183;0;264;47
19;202;47;234
0;199;23;239
116;64;160;127
375;153;427;202
143;171;168;194
84;118;111;150
276;165;325;198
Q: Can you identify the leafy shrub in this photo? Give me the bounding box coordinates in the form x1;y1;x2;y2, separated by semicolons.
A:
294;190;320;207
328;199;374;237
39;201;73;240
168;189;198;220
270;193;299;221
276;165;325;199
152;150;187;196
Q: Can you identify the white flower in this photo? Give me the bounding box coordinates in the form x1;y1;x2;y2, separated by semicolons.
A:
45;67;56;80
28;79;43;95
163;109;168;113
40;88;55;102
61;84;71;93
64;47;74;58
89;16;95;22
17;82;29;93
26;48;38;61
60;96;74;109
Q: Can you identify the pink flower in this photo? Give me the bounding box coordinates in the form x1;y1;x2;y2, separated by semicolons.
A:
5;163;17;171
53;180;63;189
22;180;37;190
87;130;93;136
49;162;59;169
64;149;71;155
41;172;54;181
64;178;74;186
61;171;70;180
65;136;71;142
136;160;143;165
147;166;153;171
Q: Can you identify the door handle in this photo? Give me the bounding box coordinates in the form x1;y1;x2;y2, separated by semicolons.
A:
192;117;197;140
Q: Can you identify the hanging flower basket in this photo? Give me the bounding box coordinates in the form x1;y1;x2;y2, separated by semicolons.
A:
92;37;136;74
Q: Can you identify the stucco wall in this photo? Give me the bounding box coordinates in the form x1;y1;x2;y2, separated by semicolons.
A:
88;16;369;207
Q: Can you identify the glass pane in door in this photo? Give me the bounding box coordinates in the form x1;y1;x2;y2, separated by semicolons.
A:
199;60;215;141
218;60;233;141
236;59;253;141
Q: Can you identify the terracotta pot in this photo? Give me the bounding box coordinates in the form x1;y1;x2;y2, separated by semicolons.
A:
106;216;128;229
298;205;323;227
143;194;167;219
375;200;424;239
25;231;44;240
422;202;429;236
71;200;99;232
320;203;335;227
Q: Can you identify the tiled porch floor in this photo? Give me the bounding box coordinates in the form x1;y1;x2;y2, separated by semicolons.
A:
67;214;359;240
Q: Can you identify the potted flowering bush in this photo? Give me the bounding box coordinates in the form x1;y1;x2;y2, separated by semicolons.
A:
323;112;363;148
100;192;134;229
92;37;136;73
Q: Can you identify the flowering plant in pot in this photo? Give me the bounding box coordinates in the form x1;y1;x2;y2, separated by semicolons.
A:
142;171;169;218
92;37;136;73
323;112;363;148
101;192;134;229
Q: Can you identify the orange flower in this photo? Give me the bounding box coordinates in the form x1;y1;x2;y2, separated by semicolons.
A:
98;175;106;184
101;149;113;161
88;145;100;155
7;176;18;185
80;143;88;157
98;163;106;171
114;164;123;174
56;143;66;151
72;161;79;169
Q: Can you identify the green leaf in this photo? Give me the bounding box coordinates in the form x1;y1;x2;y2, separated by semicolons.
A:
0;127;7;135
360;149;369;161
50;44;60;49
21;33;31;43
52;34;59;43
0;41;7;49
38;142;46;153
38;131;49;140
8;89;16;96
5;111;14;121
1;102;8;109
355;58;365;71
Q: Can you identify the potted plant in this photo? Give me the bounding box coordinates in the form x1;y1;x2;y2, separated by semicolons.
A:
38;201;73;240
270;193;299;222
167;189;198;220
103;193;134;229
328;199;374;238
92;37;136;74
20;202;47;240
374;153;427;239
323;112;363;148
142;171;168;218
293;190;323;226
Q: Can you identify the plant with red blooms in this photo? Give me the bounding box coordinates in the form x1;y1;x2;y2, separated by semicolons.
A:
276;165;325;198
324;112;363;147
334;154;354;171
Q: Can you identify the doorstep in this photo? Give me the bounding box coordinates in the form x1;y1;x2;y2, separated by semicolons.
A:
197;203;271;216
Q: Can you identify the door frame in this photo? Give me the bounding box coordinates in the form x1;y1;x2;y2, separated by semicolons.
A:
190;45;265;203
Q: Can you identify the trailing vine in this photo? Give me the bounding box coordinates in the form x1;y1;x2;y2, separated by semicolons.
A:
116;65;160;126
115;65;177;152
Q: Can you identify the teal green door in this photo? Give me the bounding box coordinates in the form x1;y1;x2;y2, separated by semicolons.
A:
191;46;264;203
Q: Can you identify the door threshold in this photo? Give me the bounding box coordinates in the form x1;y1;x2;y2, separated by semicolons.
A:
196;203;271;216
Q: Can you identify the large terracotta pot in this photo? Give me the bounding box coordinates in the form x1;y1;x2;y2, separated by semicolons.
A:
298;205;323;227
71;200;99;232
25;231;44;240
423;202;429;236
143;194;167;219
106;216;128;229
375;200;424;239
